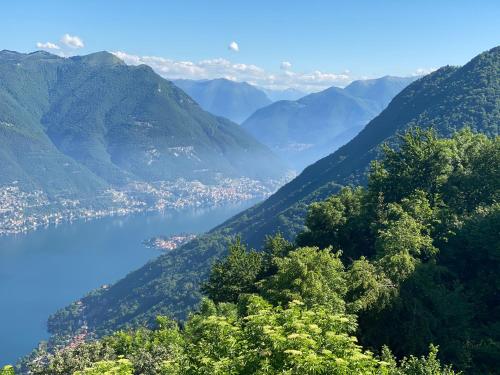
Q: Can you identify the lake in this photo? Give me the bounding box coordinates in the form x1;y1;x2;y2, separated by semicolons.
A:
0;201;256;365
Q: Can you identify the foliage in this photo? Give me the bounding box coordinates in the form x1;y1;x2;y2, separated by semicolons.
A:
34;128;498;373
260;247;347;311
296;129;499;372
25;269;456;375
46;47;500;349
381;345;457;375
201;238;263;303
73;359;133;375
0;366;15;375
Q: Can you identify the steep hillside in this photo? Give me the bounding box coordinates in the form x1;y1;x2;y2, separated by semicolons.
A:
36;129;499;374
44;53;285;184
0;51;286;195
48;46;499;341
173;78;272;123
0;51;108;199
242;76;416;170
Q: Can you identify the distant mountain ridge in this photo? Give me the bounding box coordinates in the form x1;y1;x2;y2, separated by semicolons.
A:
343;75;417;111
173;78;272;123
0;51;286;201
48;46;499;341
242;76;416;170
262;87;306;102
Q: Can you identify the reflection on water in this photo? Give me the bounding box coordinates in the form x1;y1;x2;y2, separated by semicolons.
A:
0;200;257;365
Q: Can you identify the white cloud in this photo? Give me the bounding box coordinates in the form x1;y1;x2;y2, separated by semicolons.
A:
36;42;60;50
413;67;437;76
61;34;84;49
112;51;353;92
228;41;239;52
280;61;292;70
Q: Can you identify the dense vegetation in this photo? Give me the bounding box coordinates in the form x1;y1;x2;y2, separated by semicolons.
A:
48;46;499;345
20;128;498;374
242;76;415;169
294;129;499;373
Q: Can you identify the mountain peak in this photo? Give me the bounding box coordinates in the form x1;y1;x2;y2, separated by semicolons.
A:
0;49;23;56
174;78;272;123
0;49;61;62
71;51;125;67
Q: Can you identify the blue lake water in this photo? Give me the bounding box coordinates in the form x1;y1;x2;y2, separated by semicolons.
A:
0;201;256;365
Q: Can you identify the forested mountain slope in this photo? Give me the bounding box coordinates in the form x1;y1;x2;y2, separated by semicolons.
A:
48;46;499;354
34;129;498;374
0;51;108;199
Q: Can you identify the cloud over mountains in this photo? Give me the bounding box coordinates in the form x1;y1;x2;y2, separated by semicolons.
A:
61;34;84;48
112;51;351;92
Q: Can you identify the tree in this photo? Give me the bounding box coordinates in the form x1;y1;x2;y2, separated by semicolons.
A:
260;247;347;312
368;128;454;206
73;359;133;375
0;366;15;375
297;187;373;260
201;238;263;303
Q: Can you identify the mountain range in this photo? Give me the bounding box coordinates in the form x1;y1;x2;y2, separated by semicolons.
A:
242;76;416;170
0;51;286;203
48;46;499;341
261;87;306;102
173;78;273;124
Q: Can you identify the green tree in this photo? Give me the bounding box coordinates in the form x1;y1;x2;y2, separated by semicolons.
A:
0;366;15;375
74;358;133;375
297;187;373;260
260;247;347;312
381;345;457;375
368;128;454;206
201;238;263;303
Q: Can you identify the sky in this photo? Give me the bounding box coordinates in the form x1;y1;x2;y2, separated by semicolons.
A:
1;0;499;92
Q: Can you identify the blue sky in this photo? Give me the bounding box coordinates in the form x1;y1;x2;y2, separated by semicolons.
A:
1;0;499;91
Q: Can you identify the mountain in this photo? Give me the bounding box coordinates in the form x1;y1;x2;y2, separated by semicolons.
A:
173;78;272;123
343;75;417;111
0;50;108;200
242;76;416;170
262;87;306;101
48;47;499;341
0;51;286;200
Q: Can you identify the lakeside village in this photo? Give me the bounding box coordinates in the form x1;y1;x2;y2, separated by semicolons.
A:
143;233;197;251
0;174;294;236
